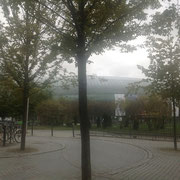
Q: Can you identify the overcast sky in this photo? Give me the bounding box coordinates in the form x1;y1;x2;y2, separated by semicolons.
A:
64;40;149;78
88;48;148;78
89;45;149;78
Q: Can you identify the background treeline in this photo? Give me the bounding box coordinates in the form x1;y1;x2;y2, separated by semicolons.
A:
118;95;172;131
0;78;174;131
36;98;115;128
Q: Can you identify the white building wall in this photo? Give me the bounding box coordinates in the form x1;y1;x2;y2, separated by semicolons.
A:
115;94;125;117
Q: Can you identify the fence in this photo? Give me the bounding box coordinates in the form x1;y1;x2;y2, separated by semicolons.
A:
89;115;180;141
26;115;180;142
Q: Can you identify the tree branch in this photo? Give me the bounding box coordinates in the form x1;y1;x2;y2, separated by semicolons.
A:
86;1;147;51
33;0;74;26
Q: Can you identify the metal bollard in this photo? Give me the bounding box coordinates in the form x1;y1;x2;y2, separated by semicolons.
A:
10;125;12;143
3;125;6;146
31;120;34;136
51;126;54;136
72;123;75;137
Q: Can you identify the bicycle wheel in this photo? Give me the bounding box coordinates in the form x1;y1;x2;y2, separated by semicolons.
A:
14;129;22;143
5;126;11;143
0;126;10;143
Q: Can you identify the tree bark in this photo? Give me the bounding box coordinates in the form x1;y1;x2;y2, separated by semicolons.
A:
20;0;30;151
172;97;177;150
77;57;91;180
20;86;28;150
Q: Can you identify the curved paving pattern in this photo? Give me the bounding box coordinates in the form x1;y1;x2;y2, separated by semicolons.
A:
61;138;149;179
111;138;180;180
0;130;179;180
0;136;65;158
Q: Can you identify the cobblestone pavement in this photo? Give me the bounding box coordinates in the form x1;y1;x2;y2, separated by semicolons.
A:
0;130;180;180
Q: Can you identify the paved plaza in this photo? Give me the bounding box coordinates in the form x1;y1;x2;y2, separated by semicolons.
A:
0;130;180;180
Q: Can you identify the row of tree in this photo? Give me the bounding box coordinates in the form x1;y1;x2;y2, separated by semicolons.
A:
0;1;63;150
135;3;180;150
0;0;178;179
119;95;171;130
36;99;115;128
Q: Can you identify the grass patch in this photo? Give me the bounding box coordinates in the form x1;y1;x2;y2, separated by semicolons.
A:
28;125;80;131
90;122;180;136
28;122;180;137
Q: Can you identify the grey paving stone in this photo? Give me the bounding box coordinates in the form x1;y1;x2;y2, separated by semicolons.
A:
0;130;179;180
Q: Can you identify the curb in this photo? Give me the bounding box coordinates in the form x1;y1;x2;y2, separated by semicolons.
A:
0;137;66;159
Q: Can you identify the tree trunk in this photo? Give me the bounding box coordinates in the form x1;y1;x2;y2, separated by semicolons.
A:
172;97;177;150
77;58;91;180
20;87;28;150
20;0;30;151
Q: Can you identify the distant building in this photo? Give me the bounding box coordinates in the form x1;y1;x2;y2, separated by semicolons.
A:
53;76;140;100
114;94;125;116
52;76;140;117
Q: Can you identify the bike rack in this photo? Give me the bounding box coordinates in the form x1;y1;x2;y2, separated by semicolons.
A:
0;121;21;146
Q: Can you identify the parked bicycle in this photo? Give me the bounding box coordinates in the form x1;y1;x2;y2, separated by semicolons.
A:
0;125;3;142
0;121;22;144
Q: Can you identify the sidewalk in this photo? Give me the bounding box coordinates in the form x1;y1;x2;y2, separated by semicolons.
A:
0;130;180;180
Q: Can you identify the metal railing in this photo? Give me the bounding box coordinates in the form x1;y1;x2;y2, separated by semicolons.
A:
88;115;180;141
